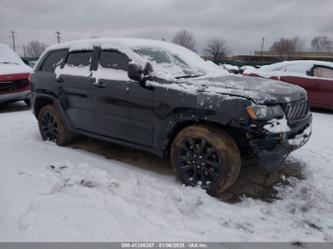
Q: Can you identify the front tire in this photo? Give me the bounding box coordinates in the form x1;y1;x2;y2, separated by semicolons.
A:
171;124;241;196
38;105;74;146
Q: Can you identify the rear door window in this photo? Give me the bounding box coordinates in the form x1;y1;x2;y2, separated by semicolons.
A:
66;51;92;68
61;51;93;77
40;49;68;73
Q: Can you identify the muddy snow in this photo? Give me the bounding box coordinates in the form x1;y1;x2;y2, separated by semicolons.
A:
0;102;332;242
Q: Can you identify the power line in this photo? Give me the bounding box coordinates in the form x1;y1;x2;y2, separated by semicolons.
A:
10;31;16;51
55;31;61;43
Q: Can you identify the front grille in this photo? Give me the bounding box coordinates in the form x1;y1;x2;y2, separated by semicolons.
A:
284;100;309;121
0;79;29;93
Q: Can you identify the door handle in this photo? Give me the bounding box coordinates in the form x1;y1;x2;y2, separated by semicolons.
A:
93;81;107;88
56;77;64;83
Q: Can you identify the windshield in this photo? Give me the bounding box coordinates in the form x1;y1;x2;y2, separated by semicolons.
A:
133;47;205;79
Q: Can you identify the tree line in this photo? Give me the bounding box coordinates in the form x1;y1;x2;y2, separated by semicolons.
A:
23;41;48;59
172;30;333;63
172;30;228;64
270;36;333;57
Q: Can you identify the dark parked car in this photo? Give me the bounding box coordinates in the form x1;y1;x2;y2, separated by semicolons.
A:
243;60;333;110
0;44;32;106
31;38;312;196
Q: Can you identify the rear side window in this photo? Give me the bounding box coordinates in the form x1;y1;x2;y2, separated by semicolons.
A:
313;66;333;79
66;51;92;67
99;50;130;71
40;49;67;73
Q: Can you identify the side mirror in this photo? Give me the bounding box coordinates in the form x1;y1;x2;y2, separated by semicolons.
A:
306;69;314;77
128;62;143;82
128;62;153;83
143;62;153;76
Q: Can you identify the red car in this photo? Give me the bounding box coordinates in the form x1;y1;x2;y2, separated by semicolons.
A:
0;44;32;106
243;60;333;110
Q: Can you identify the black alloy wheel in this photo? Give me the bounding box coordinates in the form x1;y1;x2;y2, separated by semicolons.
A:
177;137;222;189
171;125;241;196
40;112;59;142
38;105;74;146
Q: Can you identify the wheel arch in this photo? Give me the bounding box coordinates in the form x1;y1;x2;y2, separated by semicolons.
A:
33;95;54;118
33;94;72;131
168;119;243;196
164;119;251;159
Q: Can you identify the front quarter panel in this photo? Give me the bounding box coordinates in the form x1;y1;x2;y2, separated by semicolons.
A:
196;93;252;126
152;81;252;152
152;84;198;151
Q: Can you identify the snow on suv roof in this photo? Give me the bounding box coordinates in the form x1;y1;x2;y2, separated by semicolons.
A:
43;38;225;77
46;37;203;55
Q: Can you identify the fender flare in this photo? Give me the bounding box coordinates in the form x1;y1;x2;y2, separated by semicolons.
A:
160;111;233;155
33;93;73;131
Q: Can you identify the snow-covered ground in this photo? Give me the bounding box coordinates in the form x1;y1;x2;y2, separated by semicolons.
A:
0;103;333;242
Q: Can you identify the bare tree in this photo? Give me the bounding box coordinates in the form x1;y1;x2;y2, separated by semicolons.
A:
270;37;303;57
25;41;48;58
172;30;196;51
311;36;333;52
204;38;228;64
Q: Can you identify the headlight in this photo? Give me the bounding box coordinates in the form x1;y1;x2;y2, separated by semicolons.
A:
246;104;284;120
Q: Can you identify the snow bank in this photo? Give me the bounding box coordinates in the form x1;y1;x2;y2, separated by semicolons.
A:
0;108;333;242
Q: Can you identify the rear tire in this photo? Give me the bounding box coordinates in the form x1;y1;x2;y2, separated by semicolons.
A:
170;124;241;196
38;105;74;146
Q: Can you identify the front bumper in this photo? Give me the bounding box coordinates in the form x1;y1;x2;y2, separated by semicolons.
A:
0;90;31;104
249;113;312;172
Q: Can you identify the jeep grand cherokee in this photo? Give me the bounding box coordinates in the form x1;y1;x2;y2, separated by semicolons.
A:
31;38;312;196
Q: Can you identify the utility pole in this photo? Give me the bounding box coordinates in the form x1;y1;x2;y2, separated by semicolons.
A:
55;31;61;43
23;45;27;57
10;31;16;51
260;37;265;58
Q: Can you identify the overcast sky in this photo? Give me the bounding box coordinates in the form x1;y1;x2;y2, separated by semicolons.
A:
1;0;332;56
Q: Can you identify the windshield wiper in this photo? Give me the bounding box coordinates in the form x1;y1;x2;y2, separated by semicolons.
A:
175;74;204;79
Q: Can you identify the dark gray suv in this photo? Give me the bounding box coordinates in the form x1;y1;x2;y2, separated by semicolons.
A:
31;38;312;196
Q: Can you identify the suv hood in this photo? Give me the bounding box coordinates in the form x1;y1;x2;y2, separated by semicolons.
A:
180;74;307;104
0;63;32;76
